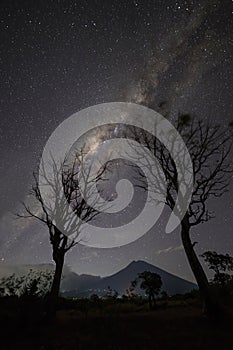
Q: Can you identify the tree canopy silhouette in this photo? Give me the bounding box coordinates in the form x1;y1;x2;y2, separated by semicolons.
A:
131;271;162;310
201;251;233;286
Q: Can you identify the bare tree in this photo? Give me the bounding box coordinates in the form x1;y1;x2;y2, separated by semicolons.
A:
18;148;104;318
129;115;232;317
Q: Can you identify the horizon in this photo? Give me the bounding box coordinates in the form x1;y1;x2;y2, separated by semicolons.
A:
0;258;202;284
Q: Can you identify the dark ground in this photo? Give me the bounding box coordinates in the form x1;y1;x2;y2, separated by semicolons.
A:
1;304;233;350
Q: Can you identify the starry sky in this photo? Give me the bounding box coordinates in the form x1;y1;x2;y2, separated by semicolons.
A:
0;0;232;281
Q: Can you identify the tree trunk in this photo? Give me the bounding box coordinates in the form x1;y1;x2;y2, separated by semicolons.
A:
46;252;64;320
50;256;64;299
181;215;221;318
148;294;152;310
151;293;156;309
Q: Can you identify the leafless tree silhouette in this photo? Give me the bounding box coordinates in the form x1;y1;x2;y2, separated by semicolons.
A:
129;114;233;318
18;147;106;318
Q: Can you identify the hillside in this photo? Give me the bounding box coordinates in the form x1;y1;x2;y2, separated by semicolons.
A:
62;260;197;297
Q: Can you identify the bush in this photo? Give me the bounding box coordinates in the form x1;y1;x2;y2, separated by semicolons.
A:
0;270;54;298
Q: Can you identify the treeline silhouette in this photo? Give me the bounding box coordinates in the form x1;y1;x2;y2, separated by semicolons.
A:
1;251;233;326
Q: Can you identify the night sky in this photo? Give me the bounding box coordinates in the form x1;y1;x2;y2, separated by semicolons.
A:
0;0;232;281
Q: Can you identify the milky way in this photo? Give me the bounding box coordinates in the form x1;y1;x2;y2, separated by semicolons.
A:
0;0;232;280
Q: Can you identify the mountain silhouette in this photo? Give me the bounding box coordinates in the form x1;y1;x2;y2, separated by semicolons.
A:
62;260;197;297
